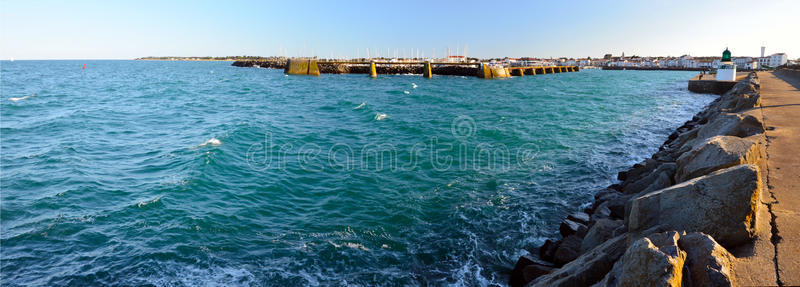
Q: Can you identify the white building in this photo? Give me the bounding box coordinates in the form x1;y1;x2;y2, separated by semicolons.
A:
769;53;788;67
733;57;759;70
758;53;788;68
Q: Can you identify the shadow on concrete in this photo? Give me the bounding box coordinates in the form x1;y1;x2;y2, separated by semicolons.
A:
773;70;800;91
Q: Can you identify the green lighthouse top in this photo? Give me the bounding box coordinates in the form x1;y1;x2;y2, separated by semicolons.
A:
722;48;732;61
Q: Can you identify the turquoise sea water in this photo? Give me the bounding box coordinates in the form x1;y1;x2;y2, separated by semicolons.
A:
1;61;715;286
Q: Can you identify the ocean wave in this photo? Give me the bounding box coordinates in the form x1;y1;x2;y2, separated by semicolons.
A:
198;138;222;147
9;94;33;102
136;195;162;208
374;113;388;121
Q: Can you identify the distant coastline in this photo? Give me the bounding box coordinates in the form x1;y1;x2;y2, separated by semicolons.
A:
134;56;270;61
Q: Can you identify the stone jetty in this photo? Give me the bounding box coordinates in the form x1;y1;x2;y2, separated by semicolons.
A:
510;71;797;287
231;59;577;79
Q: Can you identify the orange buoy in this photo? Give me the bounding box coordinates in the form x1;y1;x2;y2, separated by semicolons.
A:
82;64;86;69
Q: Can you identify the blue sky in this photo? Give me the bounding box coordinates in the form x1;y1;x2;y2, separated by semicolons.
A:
2;0;798;59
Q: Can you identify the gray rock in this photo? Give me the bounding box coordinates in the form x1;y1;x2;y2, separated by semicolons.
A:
590;201;612;226
521;264;555;284
628;164;761;248
675;111;765;156
621;158;659;186
593;189;621;211
675;135;764;183
560;219;586;238
679;232;735;287
539;239;560;262
581;219;624;253
529;234;628;287
553;235;583;266
617;231;686;287
567;212;591;225
623;163;676;195
510;254;555;287
606;194;632;219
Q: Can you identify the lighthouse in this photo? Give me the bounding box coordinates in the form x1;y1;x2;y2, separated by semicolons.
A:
716;48;736;81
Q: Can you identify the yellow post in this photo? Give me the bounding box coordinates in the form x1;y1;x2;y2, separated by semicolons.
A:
423;61;432;78
517;68;524;77
531;67;536;75
370;61;377;78
540;67;546;74
561;66;565;73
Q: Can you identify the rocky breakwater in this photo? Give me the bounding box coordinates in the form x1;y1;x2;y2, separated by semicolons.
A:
314;63;479;76
232;59;287;69
232;60;480;77
510;72;770;287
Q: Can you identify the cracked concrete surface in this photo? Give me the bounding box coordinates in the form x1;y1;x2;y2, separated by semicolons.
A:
753;70;800;286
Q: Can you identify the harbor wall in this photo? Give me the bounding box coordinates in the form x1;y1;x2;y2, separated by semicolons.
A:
510;73;769;287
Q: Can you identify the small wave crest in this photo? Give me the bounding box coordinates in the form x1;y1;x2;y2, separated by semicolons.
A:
374;113;388;121
9;94;34;102
137;195;162;208
353;102;366;110
199;138;222;147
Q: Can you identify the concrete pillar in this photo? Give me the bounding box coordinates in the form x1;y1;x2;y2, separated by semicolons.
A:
370;61;377;78
531;68;536;75
423;61;432;78
477;63;492;79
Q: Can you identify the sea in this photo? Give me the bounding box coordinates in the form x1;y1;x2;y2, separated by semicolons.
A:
0;60;715;286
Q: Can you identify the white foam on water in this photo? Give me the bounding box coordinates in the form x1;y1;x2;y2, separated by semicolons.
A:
9;94;33;102
374;113;388;121
328;241;370;251
353;102;366;110
411;83;418;89
403;91;410;95
136;195;162;208
200;138;222;147
143;262;256;287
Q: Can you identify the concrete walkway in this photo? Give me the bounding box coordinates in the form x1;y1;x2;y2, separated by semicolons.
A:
757;70;800;286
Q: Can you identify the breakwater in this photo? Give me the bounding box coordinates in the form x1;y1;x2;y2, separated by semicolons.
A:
231;59;578;78
510;72;769;287
232;59;479;76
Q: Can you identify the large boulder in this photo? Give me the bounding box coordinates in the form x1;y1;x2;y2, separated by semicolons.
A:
581;218;624;253
619;158;659;185
567;212;591;225
605;194;632;219
674;111;765;156
628;164;761;248
616;231;686;287
539;239;560;262
622;163;676;195
560;219;587;238
553;235;583;266
675;135;764;183
510;254;555;287
529;234;628;287
679;233;735;287
521;264;555;285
